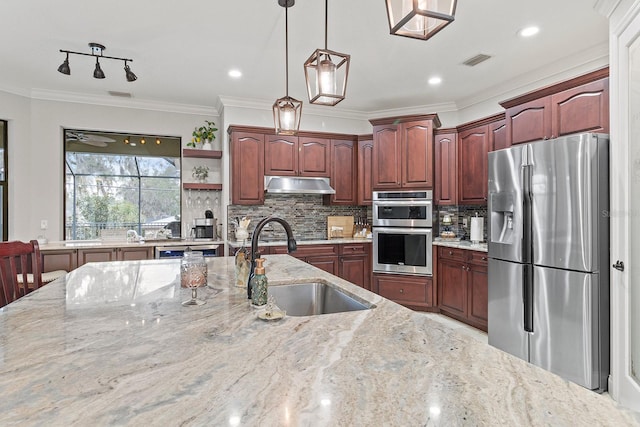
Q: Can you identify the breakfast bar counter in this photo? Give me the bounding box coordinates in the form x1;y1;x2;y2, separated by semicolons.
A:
0;255;637;426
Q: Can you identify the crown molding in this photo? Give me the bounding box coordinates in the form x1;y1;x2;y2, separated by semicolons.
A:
594;0;622;17
30;88;219;116
366;102;458;121
0;83;32;98
455;41;609;112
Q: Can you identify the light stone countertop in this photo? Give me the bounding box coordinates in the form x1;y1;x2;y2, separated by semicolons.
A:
228;237;372;248
433;238;488;252
39;239;225;251
0;255;637;426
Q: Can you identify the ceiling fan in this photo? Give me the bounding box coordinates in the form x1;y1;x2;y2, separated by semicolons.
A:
65;131;116;147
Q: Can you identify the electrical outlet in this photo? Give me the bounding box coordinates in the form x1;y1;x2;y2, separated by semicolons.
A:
40;220;48;230
462;217;468;228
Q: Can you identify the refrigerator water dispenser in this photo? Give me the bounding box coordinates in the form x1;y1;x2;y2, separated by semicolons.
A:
490;192;515;243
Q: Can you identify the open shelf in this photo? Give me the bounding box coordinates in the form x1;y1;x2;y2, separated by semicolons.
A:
183;149;222;159
183;183;222;191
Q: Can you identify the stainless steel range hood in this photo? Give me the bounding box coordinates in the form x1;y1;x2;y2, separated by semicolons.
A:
264;176;336;195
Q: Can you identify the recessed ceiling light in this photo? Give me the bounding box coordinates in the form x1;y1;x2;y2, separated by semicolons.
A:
519;26;540;37
228;69;242;78
428;76;442;85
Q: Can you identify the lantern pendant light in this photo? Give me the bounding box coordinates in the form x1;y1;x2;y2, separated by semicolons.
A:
304;0;350;106
385;0;457;41
273;0;302;135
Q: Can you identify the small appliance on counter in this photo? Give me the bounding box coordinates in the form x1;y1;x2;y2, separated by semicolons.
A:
194;210;215;240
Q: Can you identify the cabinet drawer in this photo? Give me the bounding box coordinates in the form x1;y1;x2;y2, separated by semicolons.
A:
339;243;369;255
438;246;467;262
468;250;488;265
271;244;337;258
375;274;431;305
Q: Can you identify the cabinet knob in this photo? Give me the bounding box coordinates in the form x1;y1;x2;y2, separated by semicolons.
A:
482;256;487;261
448;250;453;255
399;288;404;293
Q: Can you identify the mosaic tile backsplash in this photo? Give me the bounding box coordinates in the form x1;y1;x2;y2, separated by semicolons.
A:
436;205;488;241
228;194;370;241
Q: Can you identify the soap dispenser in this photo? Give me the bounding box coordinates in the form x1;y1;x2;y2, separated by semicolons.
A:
250;258;268;307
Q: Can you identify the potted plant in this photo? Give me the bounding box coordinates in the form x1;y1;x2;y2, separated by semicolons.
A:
192;165;209;183
187;120;218;149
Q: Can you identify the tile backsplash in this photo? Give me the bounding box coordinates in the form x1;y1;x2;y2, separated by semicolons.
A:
228;194;370;241
436;205;488;241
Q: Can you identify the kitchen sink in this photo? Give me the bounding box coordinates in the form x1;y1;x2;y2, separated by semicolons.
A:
268;281;373;316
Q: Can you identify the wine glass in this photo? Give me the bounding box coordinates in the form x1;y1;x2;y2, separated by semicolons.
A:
181;252;207;306
204;193;211;210
195;192;203;210
186;188;193;208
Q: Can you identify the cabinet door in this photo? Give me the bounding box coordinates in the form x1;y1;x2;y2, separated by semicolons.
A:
357;137;373;205
506;97;552;145
438;259;467;318
372;125;401;189
265;134;298;176
77;248;117;266
551;78;609;138
374;273;433;309
401;120;433;188
434;132;457;205
489;119;509;151
41;249;77;273
231;132;265;205
299;137;330;177
467;262;488;331
327;139;357;205
307;256;338;275
118;247;152;261
458;126;488;204
339;255;367;288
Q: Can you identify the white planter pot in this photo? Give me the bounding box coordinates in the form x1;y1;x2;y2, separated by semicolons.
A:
202;141;213;150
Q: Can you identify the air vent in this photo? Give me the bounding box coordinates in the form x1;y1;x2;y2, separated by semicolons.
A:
462;54;492;67
108;91;132;98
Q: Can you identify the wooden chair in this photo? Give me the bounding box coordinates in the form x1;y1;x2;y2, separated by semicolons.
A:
0;240;42;308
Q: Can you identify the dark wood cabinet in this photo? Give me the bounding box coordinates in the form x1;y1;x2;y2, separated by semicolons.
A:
502;68;609;145
434;130;457;205
370;114;440;191
357;135;373;206
489;118;508;151
373;273;434;311
436;246;488;331
457;125;489;205
325;138;357;205
339;243;370;290
307;256;338;275
229;129;265;205
264;135;330;177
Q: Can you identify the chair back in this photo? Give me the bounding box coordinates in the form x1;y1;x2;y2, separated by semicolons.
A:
0;240;42;308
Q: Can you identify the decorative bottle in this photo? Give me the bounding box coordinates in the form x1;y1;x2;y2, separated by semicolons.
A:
250;258;268;307
235;249;250;288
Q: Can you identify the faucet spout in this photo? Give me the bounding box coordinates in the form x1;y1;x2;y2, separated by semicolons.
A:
248;215;297;299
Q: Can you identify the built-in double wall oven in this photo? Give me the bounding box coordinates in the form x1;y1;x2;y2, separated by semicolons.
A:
372;190;433;276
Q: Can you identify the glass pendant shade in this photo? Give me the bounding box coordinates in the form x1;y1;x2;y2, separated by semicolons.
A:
273;96;303;135
385;0;457;40
304;49;350;106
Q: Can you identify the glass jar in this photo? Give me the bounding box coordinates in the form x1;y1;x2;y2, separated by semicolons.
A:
180;251;207;288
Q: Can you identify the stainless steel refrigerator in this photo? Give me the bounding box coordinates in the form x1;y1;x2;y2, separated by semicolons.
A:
487;132;609;391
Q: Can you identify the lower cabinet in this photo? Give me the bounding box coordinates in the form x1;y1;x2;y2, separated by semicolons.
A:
373;273;435;311
436;246;488;331
271;242;371;289
42;246;155;273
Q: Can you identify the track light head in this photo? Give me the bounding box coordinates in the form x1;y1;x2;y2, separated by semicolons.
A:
93;58;105;79
57;53;71;75
124;61;137;82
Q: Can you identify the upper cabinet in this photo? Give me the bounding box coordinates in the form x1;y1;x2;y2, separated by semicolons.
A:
264;135;330;177
502;68;609;145
434;130;457;206
229;128;265;205
458;125;489;205
325;138;357;205
370;114;440;191
357;135;373;206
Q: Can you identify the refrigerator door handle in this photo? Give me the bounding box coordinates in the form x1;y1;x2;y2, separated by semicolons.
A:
521;164;533;263
523;264;534;333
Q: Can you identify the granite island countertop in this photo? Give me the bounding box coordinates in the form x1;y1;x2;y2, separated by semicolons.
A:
0;255;637;425
433;238;488;252
39;238;225;251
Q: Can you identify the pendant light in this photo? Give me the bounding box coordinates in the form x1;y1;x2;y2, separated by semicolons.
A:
303;0;350;106
385;0;457;41
273;0;302;135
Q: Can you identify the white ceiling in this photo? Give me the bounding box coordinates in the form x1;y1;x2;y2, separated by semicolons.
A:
0;1;608;114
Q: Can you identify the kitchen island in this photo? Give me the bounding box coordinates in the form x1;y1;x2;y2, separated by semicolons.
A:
0;256;637;425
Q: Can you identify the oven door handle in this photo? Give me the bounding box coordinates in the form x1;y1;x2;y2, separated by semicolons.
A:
373;226;433;234
373;200;432;207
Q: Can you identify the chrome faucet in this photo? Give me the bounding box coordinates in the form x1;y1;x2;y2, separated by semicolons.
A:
247;215;297;299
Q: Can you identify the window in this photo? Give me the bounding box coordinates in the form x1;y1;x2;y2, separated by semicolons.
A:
0;120;6;241
64;130;181;240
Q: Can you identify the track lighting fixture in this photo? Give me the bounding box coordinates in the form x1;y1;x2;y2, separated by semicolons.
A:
57;42;137;82
273;0;302;135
